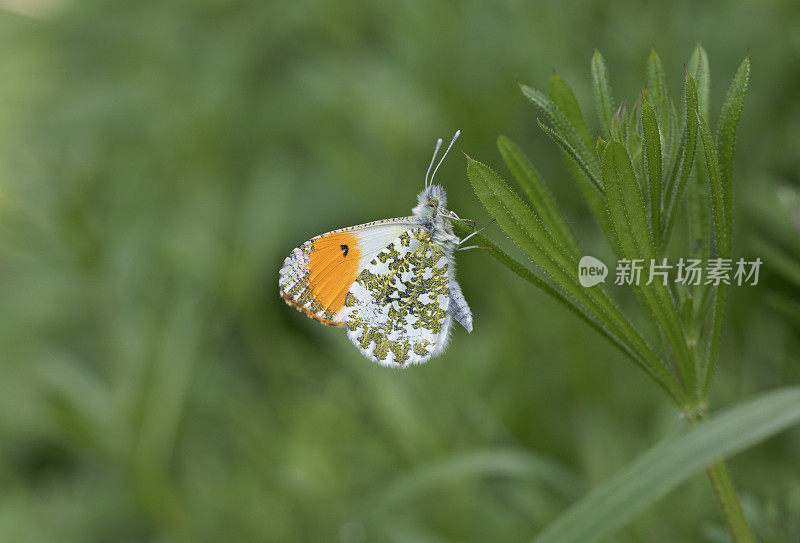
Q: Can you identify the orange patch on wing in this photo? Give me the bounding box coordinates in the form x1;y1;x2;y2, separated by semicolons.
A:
307;231;361;314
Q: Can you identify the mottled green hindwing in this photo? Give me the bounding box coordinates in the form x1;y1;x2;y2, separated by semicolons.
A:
343;229;452;367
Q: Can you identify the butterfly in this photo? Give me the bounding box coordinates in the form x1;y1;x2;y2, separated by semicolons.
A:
279;131;488;367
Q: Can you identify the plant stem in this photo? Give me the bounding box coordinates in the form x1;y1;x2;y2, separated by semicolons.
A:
705;461;754;543
686;410;755;542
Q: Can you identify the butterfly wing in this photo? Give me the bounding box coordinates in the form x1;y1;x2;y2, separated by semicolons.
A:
343;228;452;367
279;218;416;326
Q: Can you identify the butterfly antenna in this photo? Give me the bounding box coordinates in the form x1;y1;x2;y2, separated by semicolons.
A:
425;138;443;188
429;129;460;186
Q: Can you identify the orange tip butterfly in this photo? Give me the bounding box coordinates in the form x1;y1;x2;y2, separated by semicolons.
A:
279;130;483;367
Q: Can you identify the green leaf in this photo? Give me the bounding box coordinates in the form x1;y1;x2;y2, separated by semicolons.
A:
647;49;678;167
610;103;625;143
665;98;681;174
537;118;603;193
591;49;614;135
466;157;683;402
535;386;800;543
688;43;711;119
522;82;616;250
687;155;711;262
602;142;694;392
466;156;573;274
697;110;730;395
565;158;623;260
521;83;600;178
602;142;655;261
646;48;668;114
497;135;581;257
549;71;594;150
697;112;729;258
626;99;642;166
596;136;608;157
640;98;662;243
661;70;699;247
716;55;750;224
451;221;643;365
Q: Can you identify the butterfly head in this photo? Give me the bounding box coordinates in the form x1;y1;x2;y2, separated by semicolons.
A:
413;183;449;223
413;130;459;228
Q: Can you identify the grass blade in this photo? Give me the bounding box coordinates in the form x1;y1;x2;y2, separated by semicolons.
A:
498;135;581;257
640;98;662;244
372;447;582;514
591;49;614;135
534;386;800;543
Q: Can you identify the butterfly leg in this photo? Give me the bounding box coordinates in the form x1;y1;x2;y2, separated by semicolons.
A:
458;218;496;246
441;210;476;229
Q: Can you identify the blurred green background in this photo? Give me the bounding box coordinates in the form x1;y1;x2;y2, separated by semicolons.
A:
1;0;799;541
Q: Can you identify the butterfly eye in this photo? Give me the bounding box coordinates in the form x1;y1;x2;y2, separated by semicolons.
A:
428;197;439;208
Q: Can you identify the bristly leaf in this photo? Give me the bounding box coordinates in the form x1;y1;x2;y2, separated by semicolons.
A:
596;136;608;157
698;112;730;258
523;81;614;249
602;141;656;261
450;221;636;364
661;70;699;247
591;49;614;135
716;55;751;224
647;49;673;158
646;49;668;112
688;43;711;119
697;110;729;395
497;135;582;257
627;99;642;168
465;157;575;280
549;71;594;150
521;84;601;177
466;157;684;402
610;103;626;143
537;119;604;193
565;159;622;259
641;98;662;244
602;141;695;392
